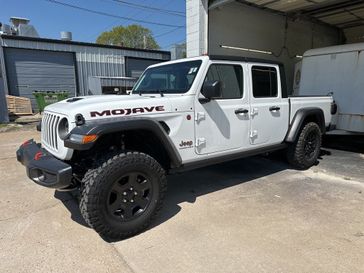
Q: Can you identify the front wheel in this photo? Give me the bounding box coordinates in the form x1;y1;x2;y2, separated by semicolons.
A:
287;122;322;170
79;151;167;240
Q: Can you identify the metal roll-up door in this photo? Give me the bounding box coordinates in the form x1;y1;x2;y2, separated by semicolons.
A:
4;48;77;111
125;57;164;78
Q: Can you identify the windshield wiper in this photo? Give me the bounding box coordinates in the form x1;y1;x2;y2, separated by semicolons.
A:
136;90;164;97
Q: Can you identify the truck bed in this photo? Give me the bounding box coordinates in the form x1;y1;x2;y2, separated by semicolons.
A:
289;96;333;128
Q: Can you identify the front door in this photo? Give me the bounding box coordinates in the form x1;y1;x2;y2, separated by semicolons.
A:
195;63;250;155
248;64;289;145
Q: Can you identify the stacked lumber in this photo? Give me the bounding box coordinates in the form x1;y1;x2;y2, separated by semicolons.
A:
6;95;33;115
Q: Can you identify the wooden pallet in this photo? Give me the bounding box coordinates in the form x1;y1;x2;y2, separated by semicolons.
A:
6;95;33;115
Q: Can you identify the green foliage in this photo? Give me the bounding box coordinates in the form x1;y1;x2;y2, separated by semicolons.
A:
96;24;160;49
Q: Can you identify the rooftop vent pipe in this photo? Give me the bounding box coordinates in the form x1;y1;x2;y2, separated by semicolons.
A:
60;31;72;41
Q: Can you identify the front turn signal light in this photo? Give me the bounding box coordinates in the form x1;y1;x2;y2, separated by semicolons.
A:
82;134;98;144
69;134;98;144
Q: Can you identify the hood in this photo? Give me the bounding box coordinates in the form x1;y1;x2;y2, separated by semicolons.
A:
45;94;173;122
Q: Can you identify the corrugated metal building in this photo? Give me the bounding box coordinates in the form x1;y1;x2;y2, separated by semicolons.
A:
0;34;170;122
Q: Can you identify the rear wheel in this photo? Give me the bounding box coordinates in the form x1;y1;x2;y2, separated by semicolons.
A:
80;151;167;240
287;122;322;170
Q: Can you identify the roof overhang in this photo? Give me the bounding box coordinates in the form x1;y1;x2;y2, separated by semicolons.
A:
209;0;364;30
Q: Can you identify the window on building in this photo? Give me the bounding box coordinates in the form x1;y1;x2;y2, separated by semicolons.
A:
204;64;243;99
252;66;278;98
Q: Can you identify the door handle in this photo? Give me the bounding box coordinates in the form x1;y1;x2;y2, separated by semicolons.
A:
235;108;249;115
269;106;280;111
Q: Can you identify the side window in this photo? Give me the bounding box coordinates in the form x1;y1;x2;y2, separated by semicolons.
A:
205;64;243;99
252;66;278;98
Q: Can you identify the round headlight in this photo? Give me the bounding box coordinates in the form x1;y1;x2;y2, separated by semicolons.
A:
58;118;69;139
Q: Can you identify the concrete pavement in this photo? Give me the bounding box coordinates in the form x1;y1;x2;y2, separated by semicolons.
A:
0;128;363;273
0;129;134;273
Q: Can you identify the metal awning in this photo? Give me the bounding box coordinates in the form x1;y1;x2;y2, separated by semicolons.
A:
239;0;364;29
211;0;364;29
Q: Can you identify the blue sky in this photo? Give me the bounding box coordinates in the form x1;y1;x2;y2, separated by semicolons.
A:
0;0;186;50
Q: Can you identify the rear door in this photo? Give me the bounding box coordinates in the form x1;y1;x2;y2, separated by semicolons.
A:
248;64;289;145
194;62;250;154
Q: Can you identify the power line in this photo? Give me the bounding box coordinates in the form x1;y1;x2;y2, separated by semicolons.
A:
87;0;149;41
110;0;185;17
44;0;184;28
161;38;186;49
154;26;184;38
85;19;120;41
162;0;177;9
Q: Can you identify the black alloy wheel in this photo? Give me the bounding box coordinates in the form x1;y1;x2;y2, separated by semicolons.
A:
287;122;322;170
107;172;152;221
80;152;167;240
303;130;319;161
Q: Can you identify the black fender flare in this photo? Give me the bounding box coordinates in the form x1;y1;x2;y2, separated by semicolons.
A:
285;108;325;143
65;118;182;168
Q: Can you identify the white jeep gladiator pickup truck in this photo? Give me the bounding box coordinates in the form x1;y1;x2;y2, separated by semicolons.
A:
17;55;336;240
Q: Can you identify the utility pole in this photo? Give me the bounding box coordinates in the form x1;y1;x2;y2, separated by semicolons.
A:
143;35;147;49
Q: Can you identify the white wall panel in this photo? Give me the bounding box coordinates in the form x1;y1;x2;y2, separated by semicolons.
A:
207;2;340;93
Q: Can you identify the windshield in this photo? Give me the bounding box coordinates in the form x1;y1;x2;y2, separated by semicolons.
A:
133;60;202;94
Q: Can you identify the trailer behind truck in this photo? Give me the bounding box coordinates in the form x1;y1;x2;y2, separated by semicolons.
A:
294;43;364;134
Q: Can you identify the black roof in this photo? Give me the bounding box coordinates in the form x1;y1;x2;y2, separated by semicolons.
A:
0;34;171;56
209;55;284;66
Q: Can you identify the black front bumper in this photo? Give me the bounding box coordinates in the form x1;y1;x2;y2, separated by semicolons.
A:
16;139;73;189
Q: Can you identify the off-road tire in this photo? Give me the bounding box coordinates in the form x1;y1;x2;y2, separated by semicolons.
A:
287;122;322;170
79;151;167;241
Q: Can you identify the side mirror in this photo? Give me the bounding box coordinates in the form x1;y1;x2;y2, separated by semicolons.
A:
200;81;222;103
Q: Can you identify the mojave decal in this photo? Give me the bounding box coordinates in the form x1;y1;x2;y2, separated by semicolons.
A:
90;106;165;117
